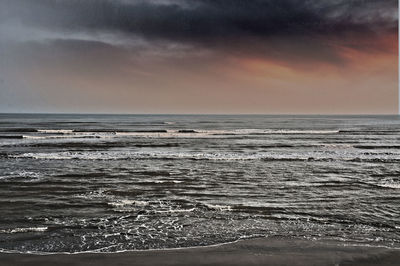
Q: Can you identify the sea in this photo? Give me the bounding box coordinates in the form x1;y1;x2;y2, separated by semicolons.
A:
0;114;399;253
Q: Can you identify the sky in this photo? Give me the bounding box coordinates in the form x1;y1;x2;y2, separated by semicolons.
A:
0;0;398;114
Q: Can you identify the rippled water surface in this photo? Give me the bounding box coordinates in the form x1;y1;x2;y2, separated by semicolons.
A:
0;114;399;253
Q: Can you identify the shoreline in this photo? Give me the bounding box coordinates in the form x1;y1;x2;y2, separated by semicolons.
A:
1;237;399;266
0;236;399;256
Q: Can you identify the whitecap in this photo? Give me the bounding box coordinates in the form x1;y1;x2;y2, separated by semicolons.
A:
377;181;400;189
108;200;149;207
0;227;48;234
203;203;232;211
37;129;74;134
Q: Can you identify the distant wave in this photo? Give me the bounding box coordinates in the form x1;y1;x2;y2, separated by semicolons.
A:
8;150;400;163
239;143;353;149
1;128;343;139
6;128;400;143
37;129;74;134
22;135;101;139
3;128;400;140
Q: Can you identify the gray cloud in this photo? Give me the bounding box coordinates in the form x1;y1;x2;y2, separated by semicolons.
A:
0;0;397;114
0;0;397;65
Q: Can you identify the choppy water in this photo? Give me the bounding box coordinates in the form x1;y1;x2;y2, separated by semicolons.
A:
0;114;399;253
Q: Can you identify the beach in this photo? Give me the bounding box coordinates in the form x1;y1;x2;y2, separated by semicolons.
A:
1;237;399;266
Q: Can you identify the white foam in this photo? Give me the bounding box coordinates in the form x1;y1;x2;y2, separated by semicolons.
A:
10;149;400;162
0;171;41;180
37;129;74;134
203;203;232;211
0;227;48;234
321;144;353;148
156;208;196;213
154;180;183;184
11;128;342;142
230;129;340;135
377;181;400;189
115;131;213;138
113;129;339;138
108;200;149;207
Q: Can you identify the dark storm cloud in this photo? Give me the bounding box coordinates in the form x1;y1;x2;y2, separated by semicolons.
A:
2;1;397;35
0;0;397;64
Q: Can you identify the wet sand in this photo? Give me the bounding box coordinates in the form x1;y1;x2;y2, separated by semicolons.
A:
1;237;399;266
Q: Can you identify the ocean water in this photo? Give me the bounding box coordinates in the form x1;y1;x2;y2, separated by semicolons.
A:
0;114;399;253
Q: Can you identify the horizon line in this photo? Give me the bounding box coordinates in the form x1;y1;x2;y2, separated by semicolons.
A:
0;112;399;116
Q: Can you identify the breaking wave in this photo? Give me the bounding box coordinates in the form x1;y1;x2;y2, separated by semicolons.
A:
8;150;400;162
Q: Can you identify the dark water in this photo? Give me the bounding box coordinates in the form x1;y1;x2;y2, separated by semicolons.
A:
0;114;399;253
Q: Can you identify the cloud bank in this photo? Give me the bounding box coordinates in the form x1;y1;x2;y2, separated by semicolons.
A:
0;0;397;113
1;0;397;61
